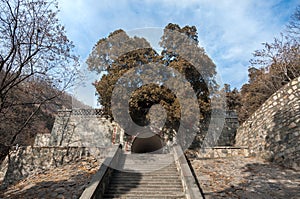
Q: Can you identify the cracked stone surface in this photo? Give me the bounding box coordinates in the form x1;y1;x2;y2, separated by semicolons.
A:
1;155;299;199
0;156;102;199
190;156;300;199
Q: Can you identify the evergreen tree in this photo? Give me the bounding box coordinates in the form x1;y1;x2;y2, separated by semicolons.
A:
87;24;218;143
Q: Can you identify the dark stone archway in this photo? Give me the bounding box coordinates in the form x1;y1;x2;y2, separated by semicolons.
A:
131;133;164;153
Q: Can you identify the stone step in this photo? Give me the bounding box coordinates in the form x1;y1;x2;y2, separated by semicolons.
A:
120;161;175;163
119;163;177;166
106;187;183;193
120;155;174;161
112;175;180;179
119;161;177;165
122;153;174;157
102;153;186;199
118;163;177;170
119;158;174;162
103;193;186;198
104;196;186;199
119;167;177;170
113;172;179;176
110;175;182;180
105;184;183;189
111;176;180;181
105;191;184;196
119;165;177;169
115;168;177;172
120;157;174;160
103;195;186;199
120;158;174;161
119;169;177;173
109;178;181;184
119;162;175;167
112;174;179;178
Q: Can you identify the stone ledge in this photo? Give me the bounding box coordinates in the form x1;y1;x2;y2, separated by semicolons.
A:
202;146;249;149
79;144;122;199
173;145;204;199
195;147;251;159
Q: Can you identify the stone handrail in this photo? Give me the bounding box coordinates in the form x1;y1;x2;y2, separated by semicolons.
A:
71;109;104;116
79;144;123;199
173;145;204;199
57;109;106;116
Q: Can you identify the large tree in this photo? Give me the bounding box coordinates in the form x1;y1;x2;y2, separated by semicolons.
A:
238;5;300;123
0;0;79;148
87;24;218;147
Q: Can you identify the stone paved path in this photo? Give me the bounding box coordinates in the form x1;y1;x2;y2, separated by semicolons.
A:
190;157;300;199
1;155;299;198
0;156;101;199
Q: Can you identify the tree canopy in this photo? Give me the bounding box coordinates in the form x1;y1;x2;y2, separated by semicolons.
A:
87;24;219;145
236;5;300;123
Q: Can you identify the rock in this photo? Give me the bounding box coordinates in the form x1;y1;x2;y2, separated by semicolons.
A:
55;187;66;193
50;191;58;197
57;194;65;199
21;183;36;190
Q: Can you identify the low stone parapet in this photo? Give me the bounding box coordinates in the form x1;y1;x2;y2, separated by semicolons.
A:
0;146;107;188
189;146;250;159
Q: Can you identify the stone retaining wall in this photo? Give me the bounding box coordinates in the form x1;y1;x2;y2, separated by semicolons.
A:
0;146;108;188
217;111;239;146
235;77;300;170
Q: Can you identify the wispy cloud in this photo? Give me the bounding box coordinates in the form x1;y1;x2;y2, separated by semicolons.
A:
57;0;298;106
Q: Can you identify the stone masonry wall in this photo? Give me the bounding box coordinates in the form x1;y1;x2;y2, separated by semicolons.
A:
217;111;239;146
1;109;124;187
235;76;300;170
0;146;91;187
34;109;124;148
191;111;239;149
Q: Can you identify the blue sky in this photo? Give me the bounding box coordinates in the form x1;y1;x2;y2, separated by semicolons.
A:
57;0;298;107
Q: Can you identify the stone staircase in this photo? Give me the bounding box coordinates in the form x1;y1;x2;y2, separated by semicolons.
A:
102;153;186;198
